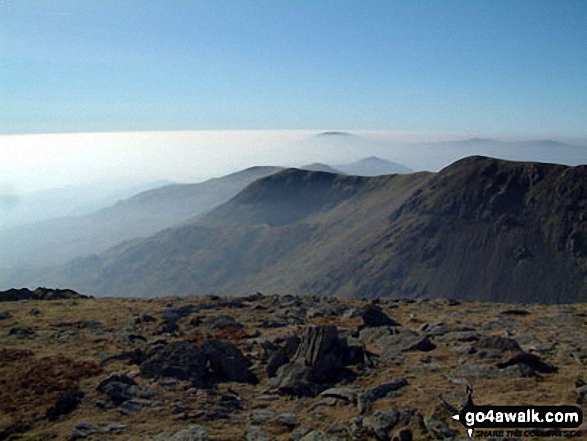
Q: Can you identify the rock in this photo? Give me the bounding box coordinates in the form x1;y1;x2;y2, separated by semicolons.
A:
71;421;127;439
326;422;350;437
577;385;587;405
269;362;317;397
140;341;207;385
266;347;289;378
0;312;12;320
320;387;357;404
403;336;436;352
361;304;400;328
119;398;162;415
250;410;276;424
423;415;455;439
475;335;522;352
496;352;557;374
298;430;341;441
269;326;362;396
152;425;209;441
96;374;139;405
206;315;244;330
258;317;289;328
276;412;297;430
501;309;530;316
101;348;146;366
202;340;258;384
135;313;157;324
440;298;461;306
377;330;434;361
358;378;408;414
8;327;35;337
291;325;346;382
447;363;539;380
245;426;271;441
155;320;180;335
46;388;84;421
362;408;399;441
398;429;413;441
0;287;89;302
0;424;25;440
71;422;101;439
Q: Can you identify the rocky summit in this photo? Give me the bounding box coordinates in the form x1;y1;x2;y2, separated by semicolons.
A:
0;292;585;440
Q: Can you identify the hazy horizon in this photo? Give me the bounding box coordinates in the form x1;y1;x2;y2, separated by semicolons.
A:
2;129;586;197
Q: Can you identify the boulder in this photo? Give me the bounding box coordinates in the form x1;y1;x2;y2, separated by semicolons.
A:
496;352;557;374
140;341;207;385
46;388;84;421
475;335;522;352
358;378;408;414
202;340;258;384
362;408;399;441
361;304;400;328
269;363;318;397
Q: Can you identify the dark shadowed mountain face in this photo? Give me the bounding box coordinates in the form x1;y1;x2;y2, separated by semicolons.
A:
0;166;282;268
16;157;587;303
337;157;413;175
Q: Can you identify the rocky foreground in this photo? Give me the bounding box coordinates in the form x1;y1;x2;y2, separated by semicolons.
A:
0;290;585;440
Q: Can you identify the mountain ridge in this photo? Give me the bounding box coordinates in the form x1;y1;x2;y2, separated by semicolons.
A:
9;156;587;303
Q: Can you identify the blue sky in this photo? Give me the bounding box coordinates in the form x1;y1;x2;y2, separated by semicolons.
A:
1;0;586;135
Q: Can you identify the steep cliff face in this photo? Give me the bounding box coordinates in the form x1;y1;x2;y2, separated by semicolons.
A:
320;156;587;302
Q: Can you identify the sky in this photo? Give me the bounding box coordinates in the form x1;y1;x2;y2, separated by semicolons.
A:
1;0;587;136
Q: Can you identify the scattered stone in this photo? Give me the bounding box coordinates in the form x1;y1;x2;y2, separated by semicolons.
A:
8;327;34;337
202;340;258;384
403;336;436;352
28;307;41;315
0;287;90;302
440;298;461;306
119;397;162;415
361;304;400;328
298;430;341;441
577;385;587;405
0;312;12;320
496;352;557;374
269;362;317;397
258;317;289;328
423;415;455;439
250;409;276;424
46;388;84;421
358;378;408;414
474;335;522;352
71;422;101;439
270;325;360;396
71;421;127;439
206;314;244;330
362;408;399;441
152;425;209;441
501;309;530;316
140;341;207;385
245;426;270;441
135;313;157;324
320;387;357;404
96;374;140;405
276;412;297;430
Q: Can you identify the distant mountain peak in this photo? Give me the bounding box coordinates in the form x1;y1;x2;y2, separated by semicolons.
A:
315;131;353;137
300;163;342;174
337;157;413;176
